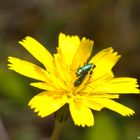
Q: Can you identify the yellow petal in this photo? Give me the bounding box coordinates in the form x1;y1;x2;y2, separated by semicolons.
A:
30;82;58;91
100;77;139;93
89;47;121;79
54;54;70;86
88;94;119;99
83;99;103;111
89;47;121;68
19;36;55;74
69;99;94;127
91;98;135;116
57;33;80;67
8;57;48;81
71;37;93;70
28;91;67;117
82;71;114;93
80;94;119;111
8;57;64;90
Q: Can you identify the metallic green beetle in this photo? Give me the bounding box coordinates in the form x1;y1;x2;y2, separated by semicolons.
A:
74;63;95;87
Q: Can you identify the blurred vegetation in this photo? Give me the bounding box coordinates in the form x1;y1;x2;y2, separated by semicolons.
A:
0;0;140;140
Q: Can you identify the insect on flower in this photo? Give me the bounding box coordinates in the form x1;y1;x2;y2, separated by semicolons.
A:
74;63;95;87
8;33;140;127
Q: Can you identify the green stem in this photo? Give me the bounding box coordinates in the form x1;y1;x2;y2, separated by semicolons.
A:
50;121;64;140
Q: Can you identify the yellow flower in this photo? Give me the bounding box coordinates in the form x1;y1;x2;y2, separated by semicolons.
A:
8;33;139;127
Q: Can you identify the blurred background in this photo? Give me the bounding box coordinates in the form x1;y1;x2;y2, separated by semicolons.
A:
0;0;140;140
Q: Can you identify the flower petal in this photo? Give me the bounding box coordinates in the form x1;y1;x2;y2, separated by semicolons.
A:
8;57;48;81
57;33;80;67
89;47;121;68
89;47;121;79
69;99;94;127
98;77;139;93
8;57;67;90
83;99;103;111
91;98;135;116
30;82;59;91
71;37;93;70
19;36;55;74
28;91;67;117
81;71;114;93
88;94;119;99
54;54;71;86
79;94;119;111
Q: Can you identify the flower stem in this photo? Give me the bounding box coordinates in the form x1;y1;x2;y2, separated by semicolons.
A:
50;121;64;140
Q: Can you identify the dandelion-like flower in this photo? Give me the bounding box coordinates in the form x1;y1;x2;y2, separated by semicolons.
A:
8;33;139;127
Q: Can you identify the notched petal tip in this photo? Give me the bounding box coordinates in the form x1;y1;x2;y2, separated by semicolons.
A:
18;36;34;43
18;36;56;74
59;33;80;44
7;57;17;69
69;100;94;127
28;92;67;118
8;56;15;63
59;33;66;38
90;98;135;117
122;109;135;117
89;47;121;70
74;120;94;127
81;37;94;45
